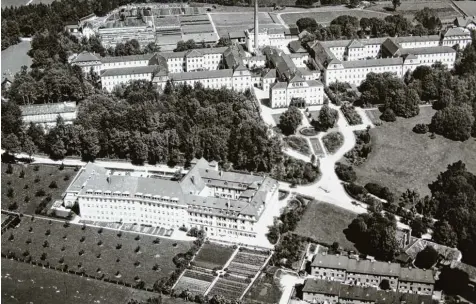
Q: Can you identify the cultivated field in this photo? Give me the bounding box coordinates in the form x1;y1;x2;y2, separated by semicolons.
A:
1;216;192;289
294;201;357;251
355;107;476;196
281;9;389;26
368;0;461;22
1;259;158;304
1;164;77;215
1;40;32;81
174;269;215;294
193;243;235;270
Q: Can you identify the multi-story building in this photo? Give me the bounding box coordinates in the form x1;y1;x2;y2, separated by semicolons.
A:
302;278;434;304
454;16;476;31
63;158;279;241
311;32;465;86
441;27;473;49
20;102;77;130
310;254;435;295
100;65;159;92
245;27;288;53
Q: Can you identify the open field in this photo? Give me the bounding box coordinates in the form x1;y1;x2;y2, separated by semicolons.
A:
1;216;192;289
210;12;276;27
1;163;77;215
1;0;29;8
356;107;476;196
281;9;389;26
244;272;282;304
1;40;32;81
193;243;235;270
454;1;476;17
368;0;461;22
1;258;159;304
295;201;357;251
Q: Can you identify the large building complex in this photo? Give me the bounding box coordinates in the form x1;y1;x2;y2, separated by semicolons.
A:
302;278;433;304
311;254;435;296
63;158;279;241
311;29;471;86
71;43;324;107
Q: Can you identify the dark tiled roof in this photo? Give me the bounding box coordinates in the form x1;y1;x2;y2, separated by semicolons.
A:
100;65;159;77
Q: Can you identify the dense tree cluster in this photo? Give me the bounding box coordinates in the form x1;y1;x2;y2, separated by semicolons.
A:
278;106;302;135
296;8;441;42
312;104;338;131
357;72;421;118
427;161;476;266
345;211;400;261
1;0;142;50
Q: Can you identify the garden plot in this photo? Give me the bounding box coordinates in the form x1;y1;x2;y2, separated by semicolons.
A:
174;270;215;294
193;243;235;270
207;277;248;300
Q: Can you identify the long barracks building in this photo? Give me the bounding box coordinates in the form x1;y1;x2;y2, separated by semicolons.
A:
63;158;279;241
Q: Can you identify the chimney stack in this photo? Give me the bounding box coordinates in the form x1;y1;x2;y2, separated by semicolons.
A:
254;0;259;51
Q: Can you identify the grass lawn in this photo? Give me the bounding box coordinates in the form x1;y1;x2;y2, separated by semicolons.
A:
210;12;276;27
284;136;312;156
281;9;389;26
310;138;325;157
365;109;382;125
1;258;160;304
353;107;476;196
1;163;77;215
368;1;461;22
1;41;32;81
193;242;235;270
244;272;283;304
294;201;357;251
1;216;192;289
322;132;344;154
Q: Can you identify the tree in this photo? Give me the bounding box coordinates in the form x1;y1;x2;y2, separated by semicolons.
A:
216;37;231;47
414;7;442;33
437;267;470;295
2;133;21;155
410;217;427;238
379;279;391;290
432;220;458;247
380;108;396;122
22;136;37;160
433;88;454;110
413;123;429;134
1;101;23;136
387;87;420;118
414;246;438;269
278;106;302;135
317;104;338;130
296;17;318;32
392;0;401;11
80;128;100;161
429;105;474;141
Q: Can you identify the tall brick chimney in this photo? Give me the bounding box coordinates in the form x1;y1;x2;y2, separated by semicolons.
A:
254;0;259;51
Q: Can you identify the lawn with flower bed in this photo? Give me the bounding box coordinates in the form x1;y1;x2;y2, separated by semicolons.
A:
1;216;192;289
192;242;235;270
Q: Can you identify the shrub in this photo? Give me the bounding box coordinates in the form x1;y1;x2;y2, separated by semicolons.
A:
413;123;429;134
364;183;395;203
7;187;15;198
8;202;18;211
97;240;103;246
49;181;58;188
116;244;122;250
341;103;363;125
64;175;70;181
135;235;140;241
135;246;141;253
8;234;14;241
153;237;161;244
40;253;47;260
345;183;368;199
43;240;49;248
63;221;70;228
33;165;39;171
45;229;51;236
117;231;122;237
23;184;29;189
322;132;344;154
24;195;30;203
34;176;40;183
98;228;103;234
80;236;85;243
134;261;141;267
380;108;396;122
59;163;65;170
79;249;85;256
414;246;438;269
335;162;356;182
19;169;25;178
97;253;101;259
35;189;46;197
6;163;15;174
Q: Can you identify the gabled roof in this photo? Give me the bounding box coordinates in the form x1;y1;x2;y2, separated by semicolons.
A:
228;31;246;39
347;39;365;48
381;38;401;56
455;16;476;27
289;74;305;83
444;27;471;37
288;40;306;53
100;65;159;77
72;51;101;63
185;49;204;58
263;69;276;79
